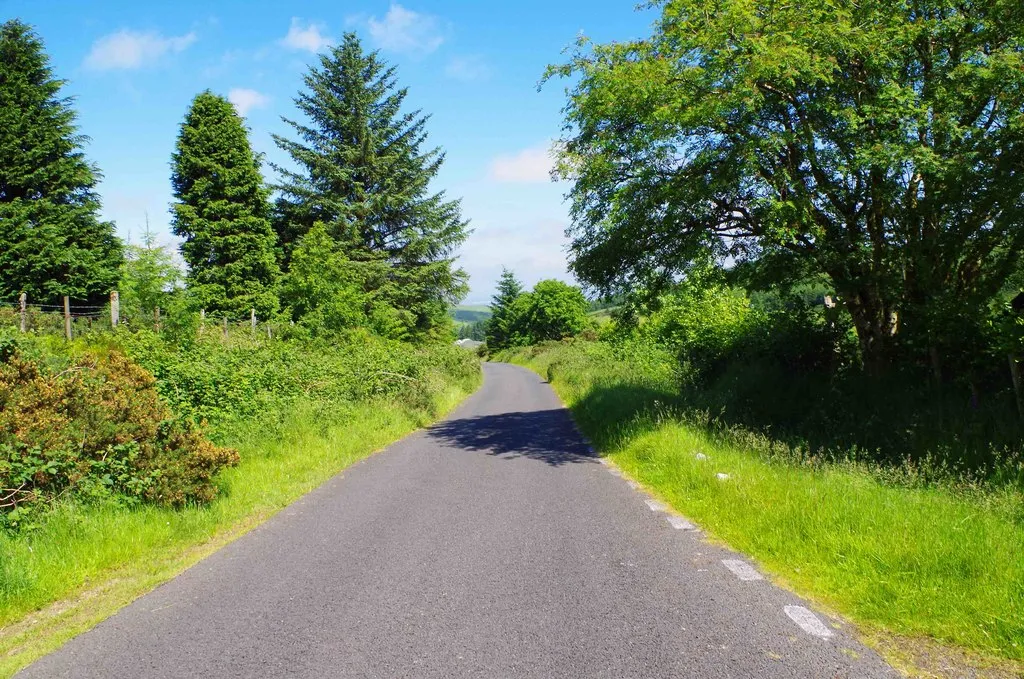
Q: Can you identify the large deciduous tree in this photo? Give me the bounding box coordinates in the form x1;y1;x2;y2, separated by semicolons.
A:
0;19;122;305
272;32;469;339
171;91;280;318
549;0;1024;371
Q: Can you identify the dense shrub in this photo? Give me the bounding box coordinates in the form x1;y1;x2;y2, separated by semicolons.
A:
0;339;238;528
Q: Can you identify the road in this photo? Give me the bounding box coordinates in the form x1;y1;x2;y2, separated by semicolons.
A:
21;363;896;678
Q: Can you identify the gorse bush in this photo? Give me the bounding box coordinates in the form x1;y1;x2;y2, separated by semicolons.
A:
0;337;238;528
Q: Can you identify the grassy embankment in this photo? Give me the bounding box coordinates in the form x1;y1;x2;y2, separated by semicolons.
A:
0;331;481;677
501;341;1024;674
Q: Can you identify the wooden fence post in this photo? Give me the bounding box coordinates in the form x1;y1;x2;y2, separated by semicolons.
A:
266;324;272;340
154;307;161;333
19;293;26;333
63;296;72;340
250;308;256;332
222;317;228;339
110;291;119;328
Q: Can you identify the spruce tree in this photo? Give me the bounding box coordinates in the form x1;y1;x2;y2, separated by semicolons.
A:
485;268;525;350
0;20;123;305
272;32;469;338
171;91;280;318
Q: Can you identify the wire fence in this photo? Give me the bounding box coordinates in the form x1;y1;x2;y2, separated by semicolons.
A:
0;292;280;341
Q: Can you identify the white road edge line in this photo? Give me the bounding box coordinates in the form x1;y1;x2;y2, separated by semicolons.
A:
721;559;763;581
783;605;834;639
644;498;667;512
666;515;697;531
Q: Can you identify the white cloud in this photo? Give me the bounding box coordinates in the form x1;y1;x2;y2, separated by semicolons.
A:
366;4;445;55
488;145;555;183
228;88;269;116
457;219;573;302
446;55;491;82
281;18;333;52
84;29;197;70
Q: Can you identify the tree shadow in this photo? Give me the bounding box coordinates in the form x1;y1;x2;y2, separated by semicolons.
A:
427;409;597;466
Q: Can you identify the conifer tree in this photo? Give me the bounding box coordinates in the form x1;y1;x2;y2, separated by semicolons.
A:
485;268;525;350
0;20;123;305
272;32;468;338
171;90;279;318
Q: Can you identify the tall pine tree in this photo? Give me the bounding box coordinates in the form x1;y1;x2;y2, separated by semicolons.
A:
272;32;468;339
0;20;122;305
485;268;525;350
171;91;280;318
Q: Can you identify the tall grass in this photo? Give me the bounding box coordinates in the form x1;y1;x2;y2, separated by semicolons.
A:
503;341;1024;663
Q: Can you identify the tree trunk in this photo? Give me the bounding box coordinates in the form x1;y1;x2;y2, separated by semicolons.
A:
842;288;899;376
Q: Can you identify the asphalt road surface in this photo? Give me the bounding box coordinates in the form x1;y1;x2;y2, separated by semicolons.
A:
22;363;897;678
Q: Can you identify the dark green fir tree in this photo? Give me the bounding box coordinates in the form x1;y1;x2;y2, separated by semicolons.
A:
485;268;525;350
0;19;123;305
171;90;280;318
272;32;469;339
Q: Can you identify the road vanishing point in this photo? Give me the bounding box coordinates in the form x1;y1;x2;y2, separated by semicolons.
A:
22;363;897;678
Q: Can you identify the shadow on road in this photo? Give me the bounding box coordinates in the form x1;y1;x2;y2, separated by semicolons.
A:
427;409;596;466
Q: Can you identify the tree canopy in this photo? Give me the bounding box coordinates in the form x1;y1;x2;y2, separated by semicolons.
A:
171;90;280;318
273;32;469;339
0;19;122;305
549;0;1024;370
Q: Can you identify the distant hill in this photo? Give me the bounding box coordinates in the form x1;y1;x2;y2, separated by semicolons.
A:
451;305;491;325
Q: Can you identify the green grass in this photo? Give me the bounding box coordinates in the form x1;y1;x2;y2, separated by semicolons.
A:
0;376;479;677
502;341;1024;666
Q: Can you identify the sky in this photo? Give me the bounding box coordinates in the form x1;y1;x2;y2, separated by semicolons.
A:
5;0;655;303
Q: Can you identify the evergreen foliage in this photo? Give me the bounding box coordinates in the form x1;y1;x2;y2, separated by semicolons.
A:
171;91;280;318
272;32;469;339
485;268;525;350
0;19;122;306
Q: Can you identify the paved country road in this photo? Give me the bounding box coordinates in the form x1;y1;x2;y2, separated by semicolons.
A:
21;363;897;678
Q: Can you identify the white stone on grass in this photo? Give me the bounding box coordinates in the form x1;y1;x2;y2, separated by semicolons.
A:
716;472;730;481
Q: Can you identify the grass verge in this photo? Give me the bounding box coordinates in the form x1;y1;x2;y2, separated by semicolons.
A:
0;376;478;677
501;341;1024;676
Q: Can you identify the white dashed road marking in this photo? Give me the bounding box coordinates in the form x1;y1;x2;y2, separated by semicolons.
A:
666;515;697;531
722;559;763;581
784;605;834;639
644;498;667;512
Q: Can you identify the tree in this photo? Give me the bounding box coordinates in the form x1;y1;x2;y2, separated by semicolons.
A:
485;268;525;350
279;222;366;335
517;280;589;344
0;20;122;305
120;223;183;319
548;0;1024;372
171;90;279;318
272;32;469;338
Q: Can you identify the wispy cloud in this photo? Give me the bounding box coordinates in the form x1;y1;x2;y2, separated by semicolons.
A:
446;55;491;82
365;4;446;55
84;29;197;71
281;18;333;52
489;145;555;183
228;88;270;116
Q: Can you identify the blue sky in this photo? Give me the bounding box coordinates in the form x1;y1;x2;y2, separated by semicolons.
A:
6;1;654;302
